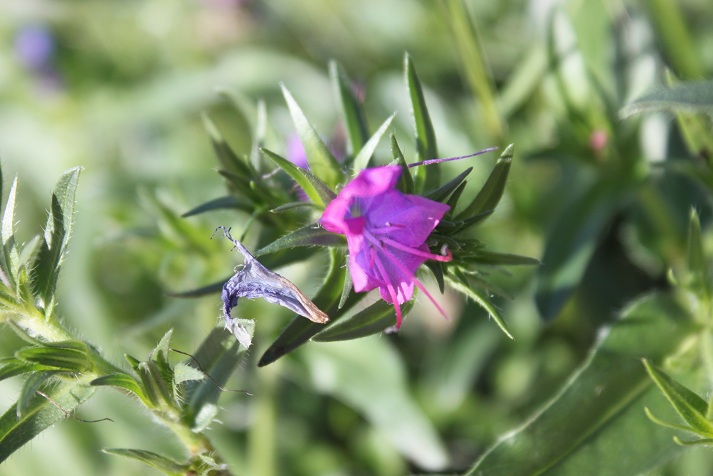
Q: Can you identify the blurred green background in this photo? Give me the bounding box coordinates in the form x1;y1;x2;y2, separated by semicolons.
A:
2;0;713;475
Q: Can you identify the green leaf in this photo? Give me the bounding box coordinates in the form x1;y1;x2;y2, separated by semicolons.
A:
181;196;250;217
456;144;513;220
425;167;472;203
255;223;344;257
440;0;505;141
330;61;369;156
259;250;353;366
17;371;59;417
405;54;439;191
0;381;95;464
136;361;175;409
90;373;150;407
643;360;713;438
1;177;19;288
260;147;336;206
281;85;344;189
390;133;414;194
620;80;713;117
15;341;91;373
468;292;695;475
446;275;513;339
684;208;710;300
167;278;225;298
102;448;189;475
30;167;81;314
465;250;540;266
0;359;49;382
535;178;623;321
182;327;246;432
314;300;415;342
202;113;252;179
173;362;205;386
352;113;396;171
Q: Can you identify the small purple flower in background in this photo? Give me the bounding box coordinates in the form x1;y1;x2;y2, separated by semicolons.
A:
13;24;63;94
320;165;451;329
286;133;310;170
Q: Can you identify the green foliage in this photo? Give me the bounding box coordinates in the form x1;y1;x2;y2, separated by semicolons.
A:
4;1;713;474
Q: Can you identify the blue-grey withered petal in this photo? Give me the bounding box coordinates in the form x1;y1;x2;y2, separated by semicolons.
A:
215;227;329;326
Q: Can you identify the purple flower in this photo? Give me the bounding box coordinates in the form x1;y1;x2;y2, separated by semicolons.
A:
319;165;451;329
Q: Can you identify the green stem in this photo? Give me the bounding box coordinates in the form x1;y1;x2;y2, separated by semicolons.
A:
440;0;506;142
249;364;277;476
646;0;704;80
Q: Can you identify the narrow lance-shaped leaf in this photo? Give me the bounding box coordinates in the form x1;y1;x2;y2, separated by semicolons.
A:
620;80;713;117
281;85;344;189
330;61;369;156
391;133;414;194
255;223;344;257
102;448;189;475
259;249;358;367
1;177;19;288
468;292;695;475
90;373;151;407
405;54;439;191
30;167;81;313
0;381;95;464
315;300;415;342
352;113;396;171
182;327;247;432
260;147;335;207
643;360;713;438
446;274;513;339
456;144;513;220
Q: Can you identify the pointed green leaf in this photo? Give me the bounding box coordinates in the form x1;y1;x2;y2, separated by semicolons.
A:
0;359;49;382
182;196;250;217
465;250;540;266
535;179;623;321
15;341;91;373
30;167;81;313
136;361;174;409
90;373;150;407
405;54;439;191
685;209;709;299
643;360;713;437
260;147;335;206
0;381;95;464
456;144;513;219
446;275;513;339
468;292;695;475
255;223;344;257
259;250;355;366
1;177;19;287
182;327;246;432
425;261;445;294
314;300;415;342
270;201;320;213
330;61;369;156
102;448;189;474
18;371;61;418
352;113;396;171
281;85;343;188
173;362;205;386
167;278;225;298
620;80;713;117
425;167;472;203
391;133;414;194
202;113;251;178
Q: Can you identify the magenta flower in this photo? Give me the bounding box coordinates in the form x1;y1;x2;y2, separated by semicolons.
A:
319;165;452;329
